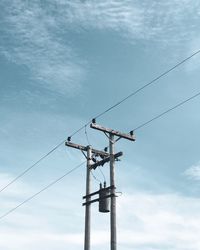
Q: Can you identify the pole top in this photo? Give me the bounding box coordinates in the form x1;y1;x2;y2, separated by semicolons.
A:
90;122;136;141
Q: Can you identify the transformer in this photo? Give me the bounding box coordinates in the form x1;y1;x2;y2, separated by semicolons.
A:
99;183;110;213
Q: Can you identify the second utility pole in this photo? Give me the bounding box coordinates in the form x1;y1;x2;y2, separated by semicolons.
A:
90;119;135;250
65;140;110;250
85;146;92;250
109;133;116;250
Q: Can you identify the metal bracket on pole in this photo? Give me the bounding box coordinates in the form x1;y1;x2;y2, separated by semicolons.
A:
90;152;123;169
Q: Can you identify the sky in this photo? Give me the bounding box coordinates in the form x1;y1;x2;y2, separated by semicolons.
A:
1;0;200;249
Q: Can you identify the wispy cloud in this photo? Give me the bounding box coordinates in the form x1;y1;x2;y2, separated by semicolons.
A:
0;0;85;95
0;232;84;250
1;176;200;250
1;0;199;95
184;162;200;180
117;192;200;249
57;0;200;42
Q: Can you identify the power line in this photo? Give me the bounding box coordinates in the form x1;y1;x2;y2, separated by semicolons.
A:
97;166;106;183
2;89;200;221
0;161;86;220
133;90;200;131
91;170;101;184
84;125;91;146
70;49;200;137
0;139;66;193
115;89;200;145
69;48;200;138
1;48;200;194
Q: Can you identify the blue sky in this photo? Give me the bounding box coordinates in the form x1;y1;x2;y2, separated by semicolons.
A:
1;0;200;249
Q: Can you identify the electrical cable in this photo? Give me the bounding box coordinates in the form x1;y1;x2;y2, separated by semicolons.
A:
0;161;86;220
0;139;66;193
69;48;200;138
1;89;200;220
115;89;200;144
134;90;200;131
97;166;106;183
1;49;200;194
84;125;91;146
91;170;101;184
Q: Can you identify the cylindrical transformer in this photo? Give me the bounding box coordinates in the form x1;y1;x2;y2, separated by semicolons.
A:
99;184;110;213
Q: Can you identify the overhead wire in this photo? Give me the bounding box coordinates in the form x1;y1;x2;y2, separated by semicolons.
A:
84;125;91;146
1;88;200;220
133;91;200;131
91;170;101;184
1;49;200;194
0;139;66;193
97;166;106;183
69;48;200;138
114;90;200;143
93;50;200;121
0;161;86;220
84;119;106;183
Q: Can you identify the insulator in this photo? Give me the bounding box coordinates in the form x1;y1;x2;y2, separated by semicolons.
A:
67;137;71;142
92;157;97;163
130;130;134;136
92;118;96;124
99;183;110;213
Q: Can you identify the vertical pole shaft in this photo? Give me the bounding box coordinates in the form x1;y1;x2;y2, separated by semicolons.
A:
84;146;92;250
109;134;117;250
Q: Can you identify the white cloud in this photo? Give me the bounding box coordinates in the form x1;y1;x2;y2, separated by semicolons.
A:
1;0;200;95
117;192;200;249
0;173;33;198
184;162;200;180
0;0;86;95
56;0;200;42
0;231;84;250
185;36;200;72
0;171;83;249
1;171;200;250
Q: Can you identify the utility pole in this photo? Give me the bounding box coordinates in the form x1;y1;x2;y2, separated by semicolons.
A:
65;140;110;250
109;133;116;250
84;145;92;250
90;119;135;250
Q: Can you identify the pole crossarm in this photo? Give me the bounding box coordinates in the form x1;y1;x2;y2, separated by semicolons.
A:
90;152;123;170
65;141;109;157
83;185;115;199
90;122;136;141
82;194;115;206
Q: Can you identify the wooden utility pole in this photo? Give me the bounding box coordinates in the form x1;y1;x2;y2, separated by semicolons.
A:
65;140;109;250
90;119;135;250
109;133;116;250
84;145;92;250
